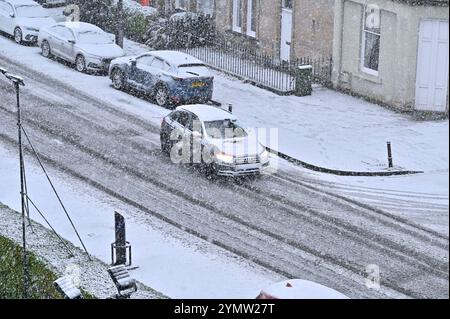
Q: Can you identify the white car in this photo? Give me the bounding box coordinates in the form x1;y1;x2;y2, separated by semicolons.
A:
256;279;349;299
38;21;125;73
160;104;270;177
0;0;55;44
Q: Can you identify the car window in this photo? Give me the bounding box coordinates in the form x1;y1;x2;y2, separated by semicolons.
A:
187;114;201;133
77;30;112;44
173;111;190;128
137;55;154;67
15;5;50;18
0;2;14;15
204;119;247;139
61;27;75;41
151;58;165;70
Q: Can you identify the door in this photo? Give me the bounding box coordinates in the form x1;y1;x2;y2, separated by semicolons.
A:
47;26;67;58
280;7;293;62
415;19;449;112
59;28;76;62
0;2;14;34
128;55;154;89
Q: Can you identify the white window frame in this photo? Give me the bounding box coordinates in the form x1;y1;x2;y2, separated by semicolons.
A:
232;0;242;33
360;5;381;76
246;0;256;37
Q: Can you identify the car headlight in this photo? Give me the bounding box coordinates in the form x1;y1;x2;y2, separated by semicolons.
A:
260;149;269;162
215;152;234;164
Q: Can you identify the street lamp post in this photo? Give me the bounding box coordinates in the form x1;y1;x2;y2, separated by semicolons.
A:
0;67;29;298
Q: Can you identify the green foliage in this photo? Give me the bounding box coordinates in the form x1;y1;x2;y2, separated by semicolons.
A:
0;236;61;299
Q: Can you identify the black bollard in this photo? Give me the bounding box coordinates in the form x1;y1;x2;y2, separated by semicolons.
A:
387;142;393;168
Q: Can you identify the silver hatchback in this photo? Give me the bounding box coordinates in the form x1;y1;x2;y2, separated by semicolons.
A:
38;21;125;73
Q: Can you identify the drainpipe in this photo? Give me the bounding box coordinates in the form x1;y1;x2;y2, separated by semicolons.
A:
331;0;345;87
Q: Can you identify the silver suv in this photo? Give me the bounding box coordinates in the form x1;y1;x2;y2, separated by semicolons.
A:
160;104;270;177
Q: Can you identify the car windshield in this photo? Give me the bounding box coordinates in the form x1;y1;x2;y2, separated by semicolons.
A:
15;5;50;18
204;120;248;139
77;31;112;44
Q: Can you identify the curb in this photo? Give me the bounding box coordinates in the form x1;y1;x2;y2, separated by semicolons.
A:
266;147;424;177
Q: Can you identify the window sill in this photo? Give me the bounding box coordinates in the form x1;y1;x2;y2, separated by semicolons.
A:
226;29;258;41
354;71;382;85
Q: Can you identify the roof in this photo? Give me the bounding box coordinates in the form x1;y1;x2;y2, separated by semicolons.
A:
150;51;204;67
177;105;237;122
259;279;349;299
54;22;103;33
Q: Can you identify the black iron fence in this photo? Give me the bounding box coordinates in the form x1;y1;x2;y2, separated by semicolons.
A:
167;36;333;95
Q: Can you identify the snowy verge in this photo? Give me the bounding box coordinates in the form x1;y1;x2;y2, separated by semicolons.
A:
0;202;166;299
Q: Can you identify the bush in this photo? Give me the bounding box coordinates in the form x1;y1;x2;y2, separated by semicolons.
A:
146;11;216;49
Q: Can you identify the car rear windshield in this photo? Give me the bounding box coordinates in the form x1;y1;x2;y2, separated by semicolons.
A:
77;31;112;44
15;5;50;18
204;120;247;139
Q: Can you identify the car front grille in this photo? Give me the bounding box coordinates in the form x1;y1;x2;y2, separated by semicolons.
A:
235;155;260;165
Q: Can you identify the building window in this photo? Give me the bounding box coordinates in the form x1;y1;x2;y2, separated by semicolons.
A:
282;0;293;9
361;5;381;75
232;0;243;32
246;0;257;37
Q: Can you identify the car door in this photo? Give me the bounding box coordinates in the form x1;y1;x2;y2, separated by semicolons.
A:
127;55;154;90
58;27;76;62
46;25;66;58
169;110;191;162
0;2;15;34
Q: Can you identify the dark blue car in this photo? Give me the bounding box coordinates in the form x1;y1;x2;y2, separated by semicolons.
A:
108;50;214;107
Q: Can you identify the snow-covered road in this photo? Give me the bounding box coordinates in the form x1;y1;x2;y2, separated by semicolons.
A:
0;51;448;299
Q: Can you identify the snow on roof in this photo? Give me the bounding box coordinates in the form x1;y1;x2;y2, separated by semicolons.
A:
150;51;204;67
178;105;236;122
260;279;349;299
55;22;104;33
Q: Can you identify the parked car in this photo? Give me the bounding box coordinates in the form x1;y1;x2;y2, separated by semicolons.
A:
160;104;270;177
0;0;56;44
109;51;214;107
256;279;349;299
38;21;125;73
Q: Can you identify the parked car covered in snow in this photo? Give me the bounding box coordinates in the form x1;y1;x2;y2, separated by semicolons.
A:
160;104;270;177
109;51;214;107
34;0;66;7
256;279;349;299
0;0;56;44
38;21;125;73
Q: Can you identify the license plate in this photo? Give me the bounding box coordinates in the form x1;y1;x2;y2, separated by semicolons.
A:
192;82;205;88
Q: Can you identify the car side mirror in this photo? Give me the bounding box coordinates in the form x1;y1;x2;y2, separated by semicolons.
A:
130;58;137;67
68;39;76;44
10;13;15;18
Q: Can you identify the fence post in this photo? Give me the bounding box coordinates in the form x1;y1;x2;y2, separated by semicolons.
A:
294;65;313;96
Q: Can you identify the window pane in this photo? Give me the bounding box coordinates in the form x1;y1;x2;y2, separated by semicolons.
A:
251;0;257;32
364;32;380;71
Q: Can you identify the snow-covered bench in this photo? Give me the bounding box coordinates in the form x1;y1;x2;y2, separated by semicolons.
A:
107;264;137;298
54;276;82;299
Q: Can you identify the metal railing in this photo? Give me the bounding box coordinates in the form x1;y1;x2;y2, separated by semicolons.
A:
166;35;333;94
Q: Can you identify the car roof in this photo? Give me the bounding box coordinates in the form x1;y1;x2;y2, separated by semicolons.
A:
176;105;237;122
5;0;39;6
149;51;204;67
260;279;349;299
53;22;104;33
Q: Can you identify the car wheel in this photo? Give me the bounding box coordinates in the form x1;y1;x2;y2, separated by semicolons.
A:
41;40;51;58
75;55;87;73
155;86;169;107
111;68;125;90
14;28;22;44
